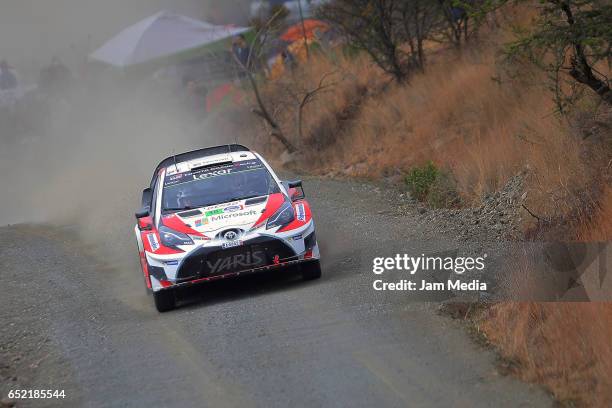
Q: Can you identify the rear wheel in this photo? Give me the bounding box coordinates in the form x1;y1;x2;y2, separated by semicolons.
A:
301;260;322;281
153;289;176;312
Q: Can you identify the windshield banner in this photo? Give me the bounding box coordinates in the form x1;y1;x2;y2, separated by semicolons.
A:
164;159;265;188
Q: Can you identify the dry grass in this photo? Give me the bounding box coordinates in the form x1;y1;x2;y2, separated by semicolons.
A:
478;302;612;407
263;50;596;225
487;192;612;405
230;16;612;407
233;3;608;228
254;52;385;161
577;187;612;241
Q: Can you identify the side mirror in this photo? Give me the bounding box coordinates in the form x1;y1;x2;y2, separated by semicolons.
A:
135;209;150;219
287;180;305;201
141;188;152;209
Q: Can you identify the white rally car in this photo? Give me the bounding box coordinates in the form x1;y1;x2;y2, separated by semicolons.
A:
135;144;321;312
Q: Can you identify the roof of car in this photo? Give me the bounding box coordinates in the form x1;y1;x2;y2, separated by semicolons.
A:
150;144;251;187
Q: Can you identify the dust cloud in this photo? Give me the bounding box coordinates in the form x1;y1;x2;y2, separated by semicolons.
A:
0;1;251;74
1;77;224;239
0;1;246;239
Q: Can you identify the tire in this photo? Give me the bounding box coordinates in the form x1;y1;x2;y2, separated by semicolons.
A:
301;260;322;281
153;289;176;312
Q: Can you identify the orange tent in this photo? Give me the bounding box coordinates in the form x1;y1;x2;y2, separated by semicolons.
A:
280;19;328;42
206;82;244;113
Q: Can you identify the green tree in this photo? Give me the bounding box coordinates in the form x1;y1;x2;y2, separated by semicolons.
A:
506;0;612;108
317;0;499;83
318;0;442;83
435;0;504;47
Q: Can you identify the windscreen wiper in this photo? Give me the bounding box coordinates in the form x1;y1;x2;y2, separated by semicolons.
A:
163;206;200;213
228;194;264;202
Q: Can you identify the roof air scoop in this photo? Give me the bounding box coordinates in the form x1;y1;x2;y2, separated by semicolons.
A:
189;155;233;171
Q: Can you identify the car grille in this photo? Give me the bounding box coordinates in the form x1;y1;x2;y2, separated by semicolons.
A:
176;238;296;281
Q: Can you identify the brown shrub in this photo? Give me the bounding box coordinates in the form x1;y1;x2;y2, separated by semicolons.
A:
577;187;612;241
277;50;593;222
228;9;612;407
254;53;385;164
478;302;612;407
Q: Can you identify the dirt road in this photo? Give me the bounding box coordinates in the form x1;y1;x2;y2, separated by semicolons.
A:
0;177;551;407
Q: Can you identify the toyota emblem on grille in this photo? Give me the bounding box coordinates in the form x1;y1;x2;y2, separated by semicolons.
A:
224;230;238;240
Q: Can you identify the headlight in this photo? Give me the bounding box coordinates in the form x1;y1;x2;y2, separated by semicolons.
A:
159;225;194;248
266;201;295;230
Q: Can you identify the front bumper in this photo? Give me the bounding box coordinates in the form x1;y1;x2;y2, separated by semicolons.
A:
146;225;319;291
155;257;319;292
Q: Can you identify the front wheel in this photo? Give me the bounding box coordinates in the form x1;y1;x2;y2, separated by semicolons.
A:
301;260;322;281
154;289;176;312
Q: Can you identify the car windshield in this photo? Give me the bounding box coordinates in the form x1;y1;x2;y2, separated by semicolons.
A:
162;158;280;212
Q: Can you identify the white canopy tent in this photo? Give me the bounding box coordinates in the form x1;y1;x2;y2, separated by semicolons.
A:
90;11;250;68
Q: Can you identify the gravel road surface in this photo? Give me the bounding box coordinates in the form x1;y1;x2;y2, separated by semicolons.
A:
0;177;551;407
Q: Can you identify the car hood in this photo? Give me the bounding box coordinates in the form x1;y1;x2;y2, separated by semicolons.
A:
161;193;286;236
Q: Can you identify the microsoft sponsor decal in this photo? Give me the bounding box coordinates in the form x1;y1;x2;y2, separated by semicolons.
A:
195;218;209;227
210;209;258;222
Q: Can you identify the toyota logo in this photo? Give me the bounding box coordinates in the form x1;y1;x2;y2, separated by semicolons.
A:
224;230;238;240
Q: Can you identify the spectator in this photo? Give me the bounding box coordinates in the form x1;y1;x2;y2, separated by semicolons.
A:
450;6;466;22
232;34;251;69
0;60;18;90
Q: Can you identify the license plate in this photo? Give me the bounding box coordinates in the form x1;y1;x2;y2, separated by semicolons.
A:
222;240;243;249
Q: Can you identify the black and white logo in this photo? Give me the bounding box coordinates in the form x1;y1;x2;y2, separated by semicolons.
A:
224;230;238;241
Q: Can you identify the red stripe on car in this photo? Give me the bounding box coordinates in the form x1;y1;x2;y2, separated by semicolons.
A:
253;193;284;227
162;214;205;237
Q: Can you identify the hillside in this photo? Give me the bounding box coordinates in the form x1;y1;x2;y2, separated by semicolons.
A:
220;4;612;406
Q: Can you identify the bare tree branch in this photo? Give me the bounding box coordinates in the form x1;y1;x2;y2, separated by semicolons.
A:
233;8;298;153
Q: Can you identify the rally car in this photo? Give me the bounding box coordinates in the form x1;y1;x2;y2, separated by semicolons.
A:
134;144;321;312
